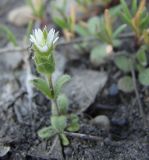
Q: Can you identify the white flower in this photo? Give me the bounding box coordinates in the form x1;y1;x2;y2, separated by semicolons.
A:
30;28;59;52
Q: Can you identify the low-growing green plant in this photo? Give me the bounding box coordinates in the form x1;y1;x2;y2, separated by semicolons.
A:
75;7;126;66
120;0;149;45
75;6;124;45
51;0;76;40
114;45;149;92
30;27;80;145
88;9;126;46
27;0;44;19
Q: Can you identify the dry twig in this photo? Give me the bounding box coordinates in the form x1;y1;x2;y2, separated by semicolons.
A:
130;62;146;127
64;131;103;142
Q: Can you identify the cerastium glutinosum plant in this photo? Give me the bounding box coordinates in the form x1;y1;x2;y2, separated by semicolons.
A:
30;27;80;145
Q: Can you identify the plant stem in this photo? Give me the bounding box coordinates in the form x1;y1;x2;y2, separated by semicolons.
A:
47;75;59;115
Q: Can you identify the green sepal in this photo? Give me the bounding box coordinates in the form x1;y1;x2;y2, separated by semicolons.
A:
51;115;67;133
38;126;57;139
54;75;71;98
34;54;55;74
33;45;53;57
30;77;53;99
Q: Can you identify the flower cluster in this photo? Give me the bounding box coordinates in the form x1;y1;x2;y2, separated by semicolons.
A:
30;28;59;53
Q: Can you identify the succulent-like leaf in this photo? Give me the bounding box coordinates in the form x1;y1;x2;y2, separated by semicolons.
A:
136;46;147;66
87;16;100;34
57;94;69;114
114;54;132;72
54;75;71;98
51;115;67;132
118;76;134;93
90;44;110;66
139;68;149;86
38;126;57;139
31;77;52;99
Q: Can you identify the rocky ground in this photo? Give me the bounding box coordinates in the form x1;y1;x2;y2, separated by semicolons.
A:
0;0;149;160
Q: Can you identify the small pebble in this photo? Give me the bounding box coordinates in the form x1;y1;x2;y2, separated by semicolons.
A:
91;115;110;132
108;83;119;96
111;117;128;127
64;147;72;157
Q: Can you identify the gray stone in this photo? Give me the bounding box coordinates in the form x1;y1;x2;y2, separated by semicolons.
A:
0;145;10;157
0;45;23;70
7;6;33;27
63;69;107;113
52;52;67;82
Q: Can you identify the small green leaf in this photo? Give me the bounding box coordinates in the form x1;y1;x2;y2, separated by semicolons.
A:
136;46;147;66
114;54;132;72
118;76;134;93
54;75;71;97
132;0;137;15
60;133;69;146
31;77;52;99
53;17;67;29
67;114;80;132
139;68;149;86
120;0;132;19
87;16;100;34
113;24;127;38
38;126;57;139
90;44;109;67
75;24;89;37
57;94;69;114
51;116;67;132
0;25;17;46
121;13;131;25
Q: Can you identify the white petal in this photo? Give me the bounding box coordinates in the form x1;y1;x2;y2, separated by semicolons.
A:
37;29;43;39
53;36;59;44
36;29;44;44
37;45;48;52
34;29;38;40
30;35;36;43
48;29;55;43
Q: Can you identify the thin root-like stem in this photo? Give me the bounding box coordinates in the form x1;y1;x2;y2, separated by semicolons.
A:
130;63;146;127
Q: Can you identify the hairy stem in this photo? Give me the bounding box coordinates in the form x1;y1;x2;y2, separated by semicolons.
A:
47;75;59;115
